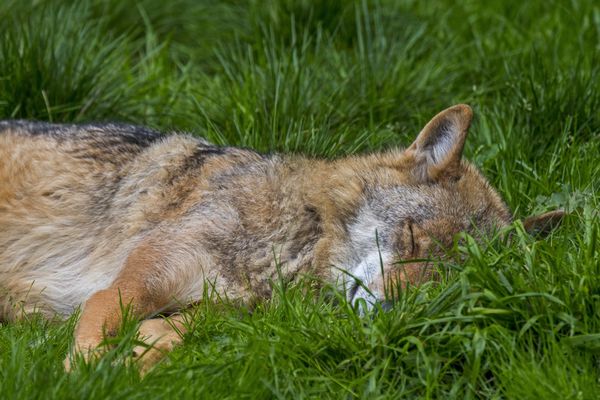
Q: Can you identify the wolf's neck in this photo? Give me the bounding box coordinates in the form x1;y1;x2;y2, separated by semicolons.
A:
277;156;364;226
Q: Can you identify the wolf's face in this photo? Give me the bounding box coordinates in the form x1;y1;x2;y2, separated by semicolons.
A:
345;167;511;307
340;105;560;308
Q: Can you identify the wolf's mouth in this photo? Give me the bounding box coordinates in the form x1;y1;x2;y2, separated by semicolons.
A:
348;282;360;302
349;285;392;313
348;282;380;314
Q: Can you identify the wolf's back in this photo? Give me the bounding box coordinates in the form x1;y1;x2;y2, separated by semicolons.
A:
0;120;163;161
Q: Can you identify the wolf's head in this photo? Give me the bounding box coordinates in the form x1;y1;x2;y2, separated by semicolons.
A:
341;104;563;309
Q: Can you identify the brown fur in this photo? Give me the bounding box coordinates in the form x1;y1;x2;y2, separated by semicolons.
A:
0;106;562;372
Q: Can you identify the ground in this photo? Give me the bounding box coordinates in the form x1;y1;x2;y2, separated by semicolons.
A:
0;0;599;399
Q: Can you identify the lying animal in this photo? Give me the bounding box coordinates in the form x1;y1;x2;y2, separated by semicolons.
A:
0;105;562;371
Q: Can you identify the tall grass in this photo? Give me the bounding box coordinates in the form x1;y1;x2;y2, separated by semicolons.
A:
0;0;598;398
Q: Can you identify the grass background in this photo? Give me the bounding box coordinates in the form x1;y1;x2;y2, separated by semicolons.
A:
0;0;599;398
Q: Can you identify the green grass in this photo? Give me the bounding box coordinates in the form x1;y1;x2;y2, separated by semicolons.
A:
1;0;599;398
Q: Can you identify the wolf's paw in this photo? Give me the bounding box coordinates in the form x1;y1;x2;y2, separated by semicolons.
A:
63;342;104;372
130;316;186;375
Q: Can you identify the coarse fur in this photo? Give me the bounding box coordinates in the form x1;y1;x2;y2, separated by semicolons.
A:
0;105;562;371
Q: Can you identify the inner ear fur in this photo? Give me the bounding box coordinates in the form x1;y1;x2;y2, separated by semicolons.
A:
523;210;566;237
409;104;473;181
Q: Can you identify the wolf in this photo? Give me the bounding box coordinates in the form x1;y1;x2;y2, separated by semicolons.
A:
0;104;563;371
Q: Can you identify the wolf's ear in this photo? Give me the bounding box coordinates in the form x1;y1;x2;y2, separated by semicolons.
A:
523;210;565;237
408;104;473;181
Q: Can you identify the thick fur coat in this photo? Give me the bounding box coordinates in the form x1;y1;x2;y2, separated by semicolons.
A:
0;105;562;371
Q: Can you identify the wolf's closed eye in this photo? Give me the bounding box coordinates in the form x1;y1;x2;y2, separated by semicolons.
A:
399;221;420;258
408;222;416;256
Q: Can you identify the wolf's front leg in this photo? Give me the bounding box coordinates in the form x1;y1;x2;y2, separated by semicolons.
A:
64;288;154;371
64;241;186;371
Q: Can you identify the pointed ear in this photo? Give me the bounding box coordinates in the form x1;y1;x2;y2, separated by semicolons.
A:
408;104;473;181
523;210;565;237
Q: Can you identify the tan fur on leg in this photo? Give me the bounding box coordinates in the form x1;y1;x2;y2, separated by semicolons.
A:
64;243;170;370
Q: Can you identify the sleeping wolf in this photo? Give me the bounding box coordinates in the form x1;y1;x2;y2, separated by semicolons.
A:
0;104;562;371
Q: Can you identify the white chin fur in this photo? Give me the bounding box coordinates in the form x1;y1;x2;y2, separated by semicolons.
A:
351;286;377;314
346;251;390;311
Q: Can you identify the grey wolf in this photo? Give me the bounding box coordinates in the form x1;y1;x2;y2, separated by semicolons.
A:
0;104;563;371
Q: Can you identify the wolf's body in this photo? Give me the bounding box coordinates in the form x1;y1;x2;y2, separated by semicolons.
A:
0;105;559;372
0;121;322;319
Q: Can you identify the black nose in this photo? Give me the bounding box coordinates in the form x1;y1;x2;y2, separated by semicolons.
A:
380;301;393;312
